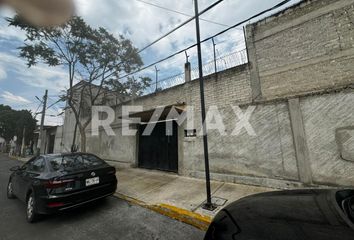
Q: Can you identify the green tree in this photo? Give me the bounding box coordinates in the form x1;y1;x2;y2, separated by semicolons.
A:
8;16;151;152
0;105;37;145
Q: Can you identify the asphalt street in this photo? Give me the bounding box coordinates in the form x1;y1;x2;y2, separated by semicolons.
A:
0;154;205;240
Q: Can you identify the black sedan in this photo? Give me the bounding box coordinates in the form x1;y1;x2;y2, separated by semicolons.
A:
205;189;354;240
7;153;117;223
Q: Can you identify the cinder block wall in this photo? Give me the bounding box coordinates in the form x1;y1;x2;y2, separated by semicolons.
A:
85;65;254;171
248;0;354;100
242;0;354;187
301;92;354;187
66;0;354;188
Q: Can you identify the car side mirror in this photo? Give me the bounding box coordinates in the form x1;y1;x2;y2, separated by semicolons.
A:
10;166;20;172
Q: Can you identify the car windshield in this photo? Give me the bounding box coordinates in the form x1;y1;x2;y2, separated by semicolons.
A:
48;154;105;171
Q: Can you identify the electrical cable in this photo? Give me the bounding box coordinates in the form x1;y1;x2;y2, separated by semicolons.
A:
116;0;293;80
135;0;240;29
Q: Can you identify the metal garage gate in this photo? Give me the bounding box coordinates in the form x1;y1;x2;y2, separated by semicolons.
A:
138;121;178;173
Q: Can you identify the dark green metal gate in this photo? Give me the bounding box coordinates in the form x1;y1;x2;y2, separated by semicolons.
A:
138;121;178;173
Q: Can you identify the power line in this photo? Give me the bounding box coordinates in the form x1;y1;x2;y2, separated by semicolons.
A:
48;95;62;98
33;102;42;117
208;0;293;40
64;0;293;97
46;97;62;110
116;0;293;80
137;0;225;53
50;104;61;112
95;0;225;83
135;0;241;29
47;97;66;117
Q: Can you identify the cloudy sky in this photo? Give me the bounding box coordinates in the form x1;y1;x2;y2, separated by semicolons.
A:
0;0;300;125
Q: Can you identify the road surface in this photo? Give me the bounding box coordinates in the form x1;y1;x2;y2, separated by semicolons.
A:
0;154;205;240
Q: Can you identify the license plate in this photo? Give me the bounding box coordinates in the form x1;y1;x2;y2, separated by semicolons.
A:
86;177;99;186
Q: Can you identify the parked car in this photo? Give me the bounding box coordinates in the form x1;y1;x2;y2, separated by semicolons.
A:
205;189;354;240
7;153;117;223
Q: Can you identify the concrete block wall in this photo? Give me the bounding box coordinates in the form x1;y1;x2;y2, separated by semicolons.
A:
84;65;253;171
86;125;136;168
248;0;354;100
301;91;354;186
96;65;304;188
186;102;299;188
187;90;354;188
129;64;252;111
62;0;354;188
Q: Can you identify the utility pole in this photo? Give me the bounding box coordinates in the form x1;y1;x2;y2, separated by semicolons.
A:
37;89;48;156
194;0;216;211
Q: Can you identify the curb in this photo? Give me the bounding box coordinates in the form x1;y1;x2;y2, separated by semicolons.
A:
9;155;28;162
114;193;212;231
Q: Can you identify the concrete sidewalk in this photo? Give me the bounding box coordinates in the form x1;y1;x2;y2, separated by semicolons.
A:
116;167;275;229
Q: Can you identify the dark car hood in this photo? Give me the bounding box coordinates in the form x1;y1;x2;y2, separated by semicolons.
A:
225;189;352;226
208;189;354;240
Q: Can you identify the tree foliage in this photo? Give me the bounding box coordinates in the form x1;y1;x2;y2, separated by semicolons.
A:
8;16;150;92
0;105;37;144
8;16;151;152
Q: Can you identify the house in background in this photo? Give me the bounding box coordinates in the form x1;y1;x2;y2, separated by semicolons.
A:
34;125;63;154
58;80;126;153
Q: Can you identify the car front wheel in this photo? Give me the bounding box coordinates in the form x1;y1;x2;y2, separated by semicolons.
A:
26;193;39;223
7;179;15;199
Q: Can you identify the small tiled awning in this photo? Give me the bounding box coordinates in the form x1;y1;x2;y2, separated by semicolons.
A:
119;103;186;123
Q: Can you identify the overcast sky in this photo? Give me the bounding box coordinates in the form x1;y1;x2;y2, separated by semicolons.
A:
0;0;301;125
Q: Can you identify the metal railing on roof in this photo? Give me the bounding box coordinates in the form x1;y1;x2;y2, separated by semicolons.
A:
145;49;248;95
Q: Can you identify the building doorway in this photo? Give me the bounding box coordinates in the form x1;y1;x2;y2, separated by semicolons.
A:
47;134;55;154
138;121;178;173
